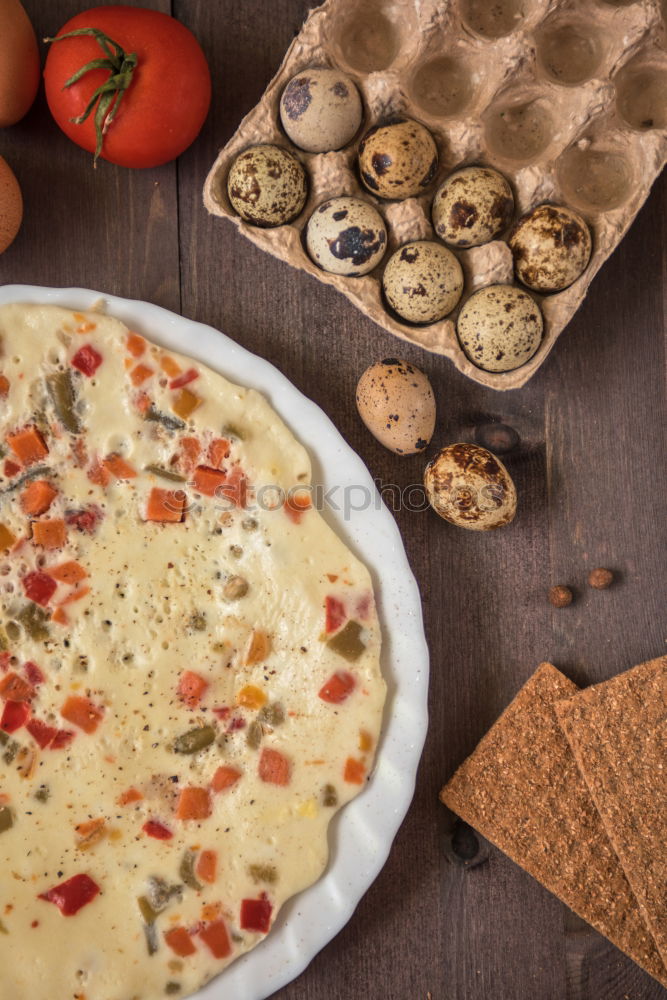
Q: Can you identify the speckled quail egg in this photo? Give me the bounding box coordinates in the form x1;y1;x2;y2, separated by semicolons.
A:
432;166;514;248
280;67;363;153
509;203;592;292
382;241;464;324
457;284;543;372
227;144;308;227
356;358;435;455
306;196;387;276
358;118;438;200
424;442;517;530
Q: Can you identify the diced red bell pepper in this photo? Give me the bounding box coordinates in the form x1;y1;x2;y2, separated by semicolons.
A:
22;571;57;607
284;490;312;524
38;873;100;915
177;670;208;708
65;505;103;534
4;459;21;478
0;671;35;702
26;718;59;749
142;820;173;840
51;729;75;749
169;368;199;390
164;926;196;957
23;661;45;686
258;748;290;786
71;345;103;377
318;670;356;704
0;651;11;673
325;596;346;634
198;918;231;958
1;699;31;732
240;894;272;934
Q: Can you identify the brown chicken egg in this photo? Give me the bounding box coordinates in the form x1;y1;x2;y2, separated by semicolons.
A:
432;166;514;247
358;118;438;200
382;241;463;324
280;66;363;152
0;156;23;254
356;358;435;455
424;442;517;530
227;144;307;227
509;203;592;292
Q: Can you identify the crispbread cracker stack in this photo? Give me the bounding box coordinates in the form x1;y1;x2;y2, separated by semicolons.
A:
204;0;667;390
440;662;667;986
556;655;667;969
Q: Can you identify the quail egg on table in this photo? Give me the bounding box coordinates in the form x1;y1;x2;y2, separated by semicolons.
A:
280;66;363;153
356;358;435;455
358;118;438;200
432;166;514;248
227;144;308;227
306;196;387;276
382;241;464;324
509;203;592;292
424;442;517;530
457;284;543;372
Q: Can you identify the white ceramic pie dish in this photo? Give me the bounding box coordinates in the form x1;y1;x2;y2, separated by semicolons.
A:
0;284;429;999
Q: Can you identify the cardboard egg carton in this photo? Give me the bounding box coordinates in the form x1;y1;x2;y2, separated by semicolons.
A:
204;0;667;390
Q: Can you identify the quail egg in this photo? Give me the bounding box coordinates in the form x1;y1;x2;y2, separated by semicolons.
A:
509;203;592;292
432;166;514;247
306;196;387;276
357;359;435;455
382;241;463;324
358;118;438;200
424;442;517;530
457;284;543;372
227;144;308;227
280;67;363;153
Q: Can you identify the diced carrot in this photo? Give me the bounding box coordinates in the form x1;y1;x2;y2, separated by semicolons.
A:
71;438;88;468
208;438;230;468
51;607;68;626
285;490;312;524
144;487;186;523
195;850;218;884
160;355;182;377
129;364;153;386
198;918;231;959
244;629;270;666
211;766;242;793
74;817;106;850
76;321;96;334
172;388;201;420
126;332;145;357
0;524;16;550
0;671;35;702
20;480;58;516
7;426;48;466
60;694;104;734
179;436;201;472
0;375;9;397
164;926;196;957
221;466;247;508
32;519;67;550
102;454;137;480
117;786;143;806
236;685;267;711
56;585;91;607
175;786;211;821
87;459;110;486
258;748;291;787
177;670;208;707
192;465;226;497
47;561;87;585
343;757;365;785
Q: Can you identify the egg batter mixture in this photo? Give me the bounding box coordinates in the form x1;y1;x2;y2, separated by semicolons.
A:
0;303;385;1000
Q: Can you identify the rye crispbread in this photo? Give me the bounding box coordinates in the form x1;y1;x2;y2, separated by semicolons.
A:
440;662;666;986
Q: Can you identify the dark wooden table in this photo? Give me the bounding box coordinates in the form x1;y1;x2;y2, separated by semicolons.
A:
3;2;665;997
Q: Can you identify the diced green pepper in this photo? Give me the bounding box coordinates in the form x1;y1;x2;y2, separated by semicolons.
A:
322;784;338;808
46;370;81;434
144;404;185;432
0;625;8;652
0;805;14;834
143;921;158;956
165;984;182;995
248;863;277;885
179;849;202;891
144;465;186;483
34;785;50;803
172;725;216;755
3;739;18;765
326;620;365;662
246;720;263;750
258;703;284;727
137;896;160;925
16;604;50;641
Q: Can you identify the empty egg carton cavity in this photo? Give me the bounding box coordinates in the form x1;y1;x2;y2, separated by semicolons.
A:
204;0;667;390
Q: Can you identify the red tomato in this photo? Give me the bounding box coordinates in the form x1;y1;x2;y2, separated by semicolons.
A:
44;6;211;168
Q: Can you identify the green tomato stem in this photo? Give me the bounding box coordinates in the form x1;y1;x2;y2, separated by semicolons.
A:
45;28;138;166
